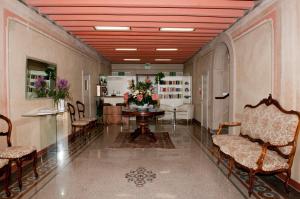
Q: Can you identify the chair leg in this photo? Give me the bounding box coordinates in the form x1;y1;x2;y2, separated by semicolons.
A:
217;149;222;165
248;170;255;197
16;159;23;190
227;158;234;178
33;151;39;178
4;164;11;197
284;170;291;193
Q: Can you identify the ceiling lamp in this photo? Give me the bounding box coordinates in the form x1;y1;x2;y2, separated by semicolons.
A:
155;59;172;61
95;26;130;31
124;59;140;61
160;27;194;32
115;48;137;51
156;48;178;51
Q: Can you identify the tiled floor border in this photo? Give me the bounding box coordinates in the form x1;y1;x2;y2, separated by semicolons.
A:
189;124;291;199
0;126;104;199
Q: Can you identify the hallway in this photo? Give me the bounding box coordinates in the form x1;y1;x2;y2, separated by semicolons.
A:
19;124;244;199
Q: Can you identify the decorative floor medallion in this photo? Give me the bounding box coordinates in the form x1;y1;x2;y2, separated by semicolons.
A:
125;167;156;187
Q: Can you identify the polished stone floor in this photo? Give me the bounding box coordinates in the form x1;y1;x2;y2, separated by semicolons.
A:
3;123;299;199
27;124;244;199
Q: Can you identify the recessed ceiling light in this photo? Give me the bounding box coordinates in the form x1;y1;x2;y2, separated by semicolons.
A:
160;27;194;32
156;48;178;51
155;59;172;61
95;26;130;31
115;48;137;51
124;59;140;61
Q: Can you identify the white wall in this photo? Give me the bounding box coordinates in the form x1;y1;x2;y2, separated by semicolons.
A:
112;64;183;75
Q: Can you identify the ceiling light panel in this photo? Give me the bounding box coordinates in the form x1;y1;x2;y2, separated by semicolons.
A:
115;48;137;51
124;58;141;61
95;26;130;31
160;27;194;32
156;48;178;51
155;59;172;61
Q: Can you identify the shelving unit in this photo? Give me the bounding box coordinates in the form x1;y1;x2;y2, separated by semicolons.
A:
158;76;192;107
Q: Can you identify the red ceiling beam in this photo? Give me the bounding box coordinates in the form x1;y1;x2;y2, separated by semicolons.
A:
70;31;218;37
49;15;237;24
65;27;224;33
78;35;213;40
57;21;230;29
26;0;255;9
38;7;246;18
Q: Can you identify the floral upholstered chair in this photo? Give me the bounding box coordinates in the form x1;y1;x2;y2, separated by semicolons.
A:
212;95;300;196
0;114;38;191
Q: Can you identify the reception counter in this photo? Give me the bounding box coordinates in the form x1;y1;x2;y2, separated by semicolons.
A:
102;96;124;105
100;96;126;124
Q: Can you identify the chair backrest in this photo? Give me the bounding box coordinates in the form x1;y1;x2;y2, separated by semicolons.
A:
76;101;85;119
67;103;77;122
240;95;300;162
0;114;12;147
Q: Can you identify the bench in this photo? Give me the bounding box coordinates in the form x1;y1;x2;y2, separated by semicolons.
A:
212;95;300;196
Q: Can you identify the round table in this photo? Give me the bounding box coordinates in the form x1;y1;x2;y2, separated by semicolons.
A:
122;109;165;142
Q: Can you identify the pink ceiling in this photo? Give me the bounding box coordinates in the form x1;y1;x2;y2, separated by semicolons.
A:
24;0;257;64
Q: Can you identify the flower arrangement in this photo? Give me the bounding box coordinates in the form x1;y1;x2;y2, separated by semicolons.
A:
34;76;48;97
124;79;159;106
49;78;71;104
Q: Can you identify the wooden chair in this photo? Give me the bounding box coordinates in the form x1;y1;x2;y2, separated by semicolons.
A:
76;101;98;128
0;114;38;191
67;103;89;138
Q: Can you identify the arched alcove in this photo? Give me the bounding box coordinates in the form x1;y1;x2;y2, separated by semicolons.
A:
211;43;230;130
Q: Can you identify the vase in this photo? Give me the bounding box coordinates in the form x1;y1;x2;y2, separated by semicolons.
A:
57;99;65;112
137;104;150;111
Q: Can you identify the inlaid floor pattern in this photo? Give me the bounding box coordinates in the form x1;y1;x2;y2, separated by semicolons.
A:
1;124;299;199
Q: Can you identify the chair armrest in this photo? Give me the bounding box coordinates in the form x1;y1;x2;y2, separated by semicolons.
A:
216;122;241;135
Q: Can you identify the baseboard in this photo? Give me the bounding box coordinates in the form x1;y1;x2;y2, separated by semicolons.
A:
192;119;201;126
277;173;300;191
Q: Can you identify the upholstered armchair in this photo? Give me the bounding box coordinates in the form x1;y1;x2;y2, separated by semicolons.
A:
175;104;194;124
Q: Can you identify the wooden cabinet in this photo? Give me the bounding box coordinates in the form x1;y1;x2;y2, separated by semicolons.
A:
103;106;122;124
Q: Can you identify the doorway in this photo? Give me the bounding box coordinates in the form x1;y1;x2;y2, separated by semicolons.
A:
82;73;91;117
201;72;209;128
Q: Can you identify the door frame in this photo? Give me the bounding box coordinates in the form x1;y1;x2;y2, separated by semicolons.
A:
82;71;91;117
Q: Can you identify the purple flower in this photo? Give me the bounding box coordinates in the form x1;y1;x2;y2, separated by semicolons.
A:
57;79;69;90
34;76;46;90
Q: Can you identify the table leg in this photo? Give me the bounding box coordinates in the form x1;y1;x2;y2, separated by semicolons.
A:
130;116;157;142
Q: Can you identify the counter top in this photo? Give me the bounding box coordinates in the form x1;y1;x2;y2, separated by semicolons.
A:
100;95;123;98
22;108;65;117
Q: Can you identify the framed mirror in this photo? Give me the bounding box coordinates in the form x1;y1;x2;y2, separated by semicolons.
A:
26;58;57;99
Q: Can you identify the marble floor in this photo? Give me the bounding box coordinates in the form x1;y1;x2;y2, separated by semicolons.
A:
26;124;244;199
3;123;299;199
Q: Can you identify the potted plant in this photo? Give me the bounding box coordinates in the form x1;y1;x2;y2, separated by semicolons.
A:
155;72;165;84
49;78;71;111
